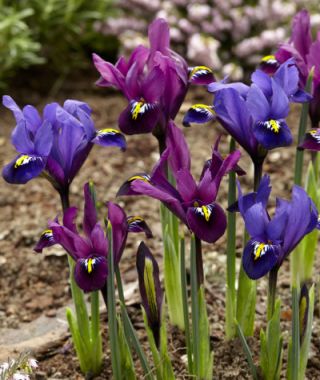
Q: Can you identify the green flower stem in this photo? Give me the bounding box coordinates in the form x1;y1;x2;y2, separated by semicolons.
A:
60;189;91;347
180;237;193;374
190;235;200;376
236;160;263;336
115;266;153;379
291;70;314;289
294;69;314;186
235;320;258;380
90;290;102;374
226;138;237;339
107;225;122;380
291;286;300;380
195;236;204;288
267;267;278;321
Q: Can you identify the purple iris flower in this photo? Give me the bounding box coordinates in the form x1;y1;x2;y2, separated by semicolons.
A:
93;18;214;137
118;122;241;243
275;9;320;127
2;96;126;190
183;60;310;161
34;183;152;292
236;175;318;280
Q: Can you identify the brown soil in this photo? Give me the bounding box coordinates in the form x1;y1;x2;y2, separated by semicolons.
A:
0;75;319;379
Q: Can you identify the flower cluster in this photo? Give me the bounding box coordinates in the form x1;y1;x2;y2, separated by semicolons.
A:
234;175;318;279
0;354;38;380
184;59;310;163
2;96;126;190
35;183;152;292
93;18;213;138
118;121;242;243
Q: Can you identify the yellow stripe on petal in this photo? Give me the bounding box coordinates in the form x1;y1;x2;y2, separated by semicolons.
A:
15;155;33;168
97;128;121;136
191;104;215;115
189;66;213;79
261;55;276;63
128;174;151;183
253;242;270;260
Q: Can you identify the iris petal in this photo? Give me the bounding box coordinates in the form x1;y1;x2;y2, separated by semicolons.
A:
183;104;215;126
3;154;46;184
299;129;320;151
188;66;215;85
34;229;56;253
75;256;108;292
253;119;292;149
186;202;226;243
118;100;161;135
127;216;153;238
243;239;280;279
92;128;126;151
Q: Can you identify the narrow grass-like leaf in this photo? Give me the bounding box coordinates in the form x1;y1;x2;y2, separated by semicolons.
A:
180;237;193;374
226;138;237;339
117;316;137;380
299;285;315;379
190;235;200;375
235;319;258;380
107;224;122;379
260;299;283;380
116;267;153;379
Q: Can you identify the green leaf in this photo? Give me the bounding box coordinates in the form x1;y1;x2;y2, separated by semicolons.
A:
260;299;283;380
198;286;214;380
299;285;315;379
236;263;256;336
117;316;136;380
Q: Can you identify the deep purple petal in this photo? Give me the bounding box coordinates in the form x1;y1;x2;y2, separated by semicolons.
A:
186;203;226;243
83;183;98;237
246;84;270;122
282;186;316;256
34;229;56;253
175;169;197;202
142;66;165;103
243;203;269;239
188;66;215;85
208;81;249;97
90;223;108;257
166;121;191;173
92;128;126;151
243;239;280;280
131;180;187;224
253;119;292;150
34;121;53;156
107;201;128;265
11;120;35;154
214;89;258;158
127;216;153;238
148;18;170;55
251;70;272;98
3;95;23;123
118;101;161;135
290;9;312;59
75;256;108;292
117;173;152;197
270;80;289;119
92;53;126;93
3;154;46;184
49;222;90;260
299;129;320;151
63;207;78;233
183;104;215;126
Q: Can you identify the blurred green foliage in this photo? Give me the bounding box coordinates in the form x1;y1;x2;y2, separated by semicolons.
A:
0;0;118;87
